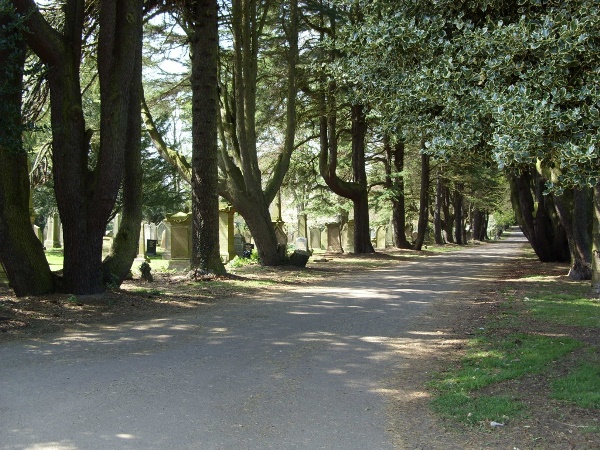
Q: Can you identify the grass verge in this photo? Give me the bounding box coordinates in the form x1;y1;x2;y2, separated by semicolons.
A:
429;267;600;431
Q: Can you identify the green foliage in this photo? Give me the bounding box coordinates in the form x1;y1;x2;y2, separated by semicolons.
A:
227;251;261;268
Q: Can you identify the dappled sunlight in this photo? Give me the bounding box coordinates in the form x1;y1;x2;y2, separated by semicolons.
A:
23;442;78;450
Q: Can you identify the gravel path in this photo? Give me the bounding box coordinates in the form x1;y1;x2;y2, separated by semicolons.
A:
0;230;528;449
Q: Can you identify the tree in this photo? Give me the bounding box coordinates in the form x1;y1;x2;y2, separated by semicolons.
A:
217;0;300;264
14;0;144;294
184;0;225;274
0;1;54;296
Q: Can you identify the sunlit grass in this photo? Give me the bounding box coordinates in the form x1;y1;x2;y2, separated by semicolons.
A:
552;359;600;409
431;392;524;425
525;292;600;328
431;333;581;394
45;249;63;271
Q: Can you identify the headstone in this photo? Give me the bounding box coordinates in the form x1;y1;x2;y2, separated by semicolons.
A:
341;220;355;253
102;236;113;259
219;207;236;262
320;227;328;251
234;234;244;257
136;223;146;259
295;237;308;252
309;227;322;250
297;214;308;239
161;220;172;260
289;250;311;267
44;213;62;249
167;212;192;262
157;222;167;247
326;222;343;253
148;223;158;240
376;226;386;249
113;213;121;236
385;223;394;248
33;225;43;243
143;223;152;241
274;220;288;247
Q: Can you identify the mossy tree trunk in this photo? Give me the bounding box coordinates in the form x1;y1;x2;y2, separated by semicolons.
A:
186;0;225;274
15;0;144;294
508;168;569;262
0;4;54;296
413;150;430;251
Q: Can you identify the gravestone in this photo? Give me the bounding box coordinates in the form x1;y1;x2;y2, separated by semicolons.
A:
376;226;386;249
297;214;308;239
309;227;322;250
33;225;43;243
341;220;355;253
295;237;308;252
274;220;288;247
102;236;113;259
161;220;171;259
157;222;167;247
320;227;328;251
219;207;236;262
385;223;394;247
234;234;244;257
326;223;342;253
44;213;62;249
167;212;192;268
113;213;121;236
136;223;146;259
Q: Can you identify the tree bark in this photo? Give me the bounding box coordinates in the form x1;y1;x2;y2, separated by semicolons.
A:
102;11;144;286
433;172;444;244
0;5;54;296
508;169;569;262
553;187;593;280
442;184;454;243
472;208;488;241
592;184;600;293
384;136;411;249
413;151;430;251
453;183;464;245
187;0;225;274
15;0;144;293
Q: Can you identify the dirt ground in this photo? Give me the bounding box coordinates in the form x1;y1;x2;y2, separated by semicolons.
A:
1;249;598;449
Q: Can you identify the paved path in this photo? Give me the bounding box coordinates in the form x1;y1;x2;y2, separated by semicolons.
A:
0;229;528;449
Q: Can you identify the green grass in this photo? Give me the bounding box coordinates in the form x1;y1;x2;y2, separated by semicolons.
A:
525;292;600;328
431;333;581;393
431;392;525;425
45;249;64;270
552;360;600;409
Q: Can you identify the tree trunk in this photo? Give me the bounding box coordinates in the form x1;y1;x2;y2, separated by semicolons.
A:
0;7;54;296
453;183;464;245
16;0;144;293
413;151;430;251
508;169;569;262
592;184;600;293
442;185;454;243
472;208;488;241
187;0;225;274
384;136;411;249
553;187;593;280
433;173;444;244
102;16;144;286
350;104;374;253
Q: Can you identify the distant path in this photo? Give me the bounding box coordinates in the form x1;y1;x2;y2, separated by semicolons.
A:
0;229;529;449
